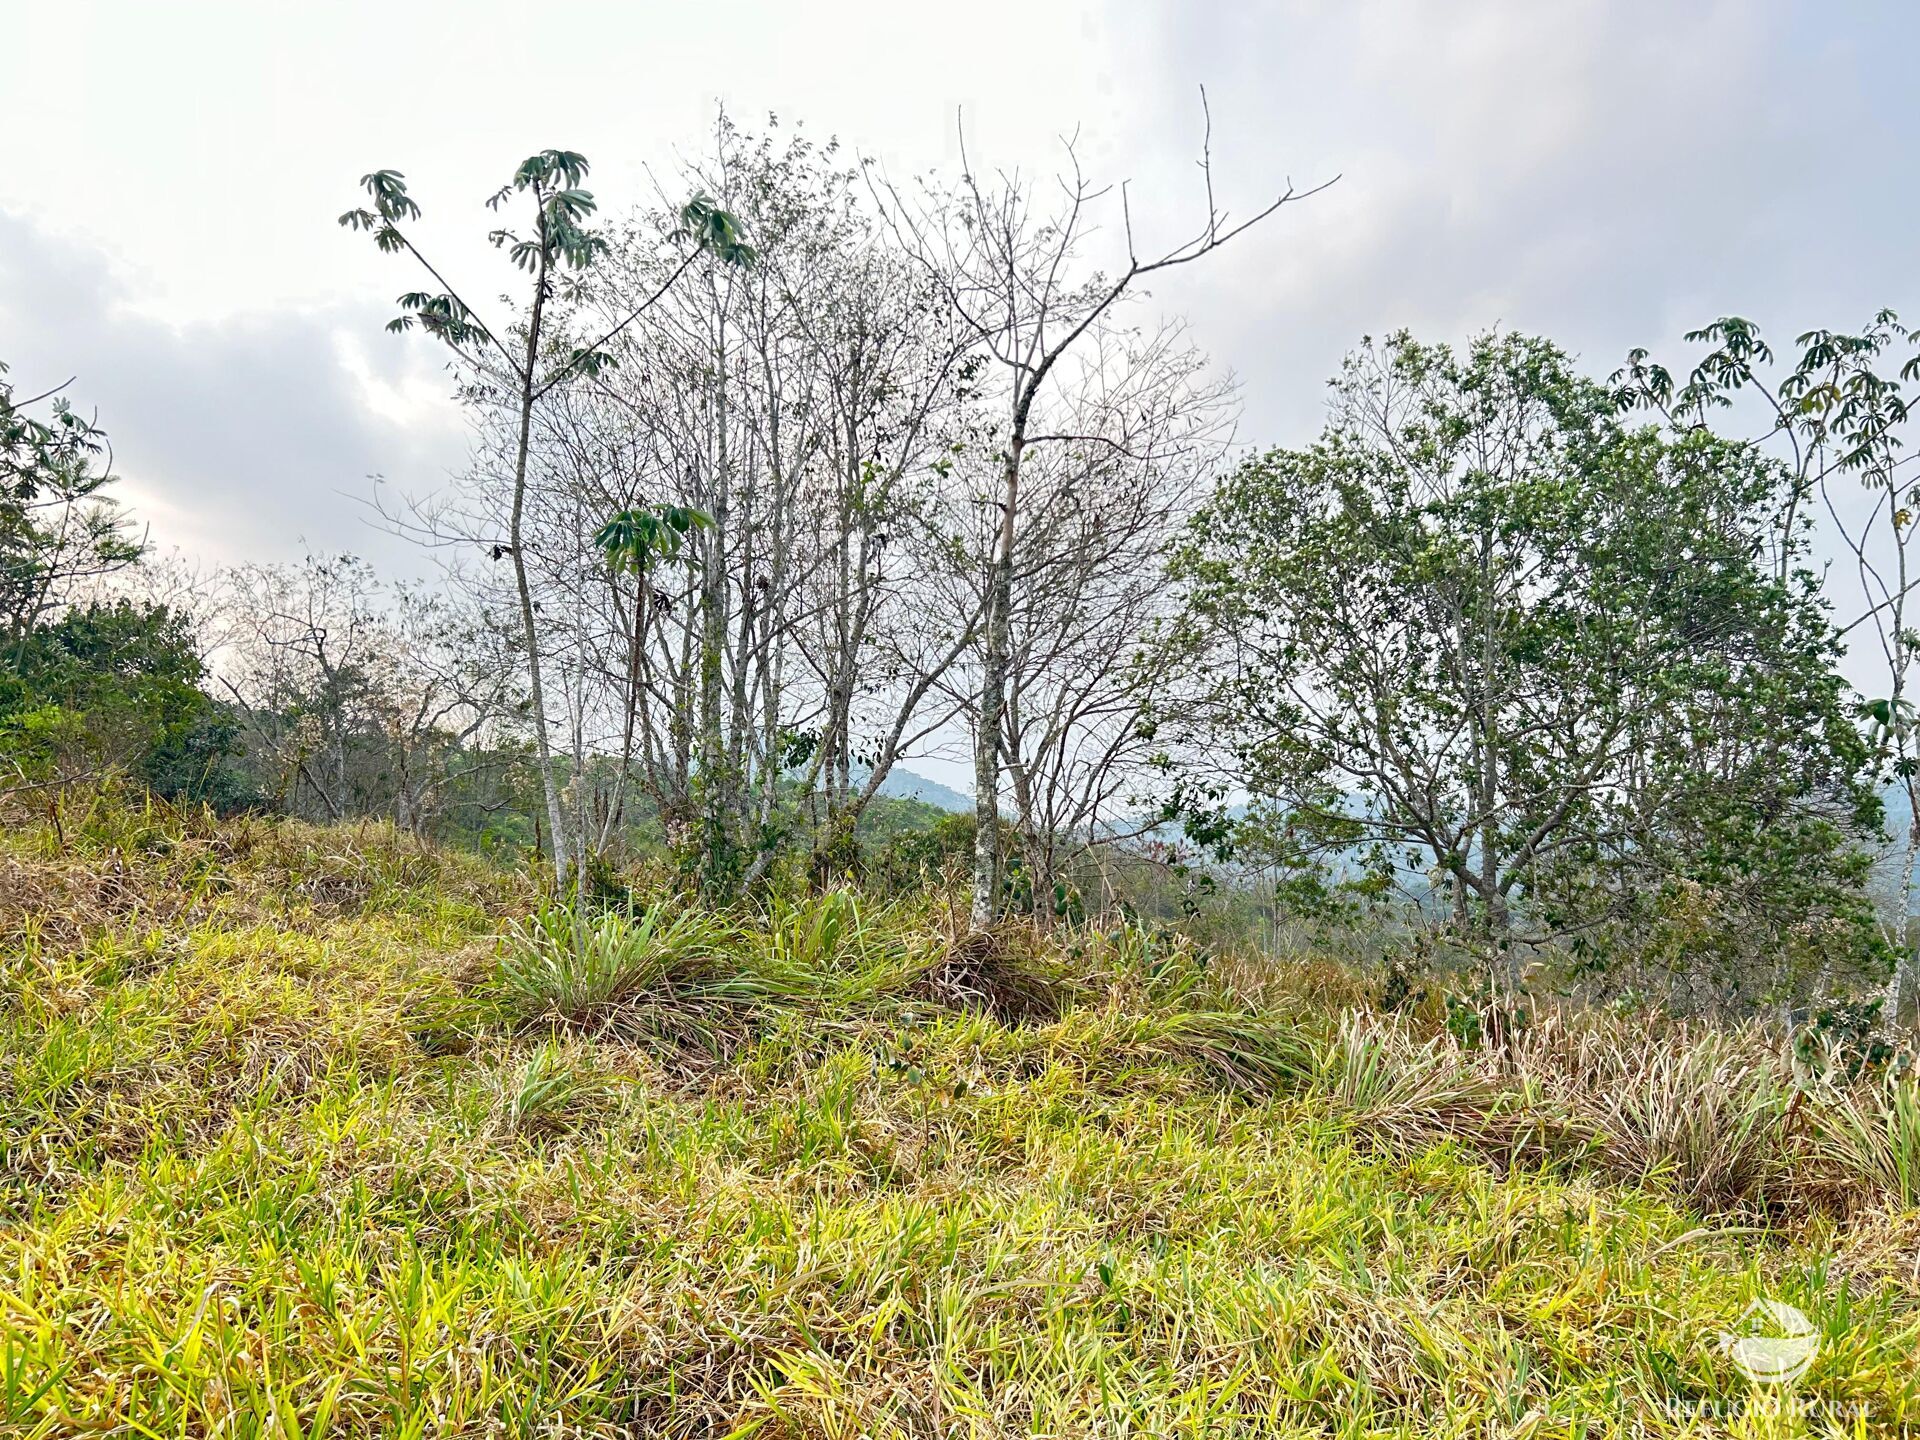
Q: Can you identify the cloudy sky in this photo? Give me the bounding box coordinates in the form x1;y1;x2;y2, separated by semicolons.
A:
2;0;1912;577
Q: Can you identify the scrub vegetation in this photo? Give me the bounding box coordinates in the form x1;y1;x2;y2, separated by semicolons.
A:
3;793;1917;1436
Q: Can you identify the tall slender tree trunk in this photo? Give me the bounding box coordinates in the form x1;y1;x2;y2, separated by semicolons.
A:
609;577;643;832
510;242;570;890
1885;549;1918;1033
1891;827;1919;1030
1887;719;1918;1031
1888;797;1919;1030
972;434;1021;927
1476;532;1517;987
698;295;732;891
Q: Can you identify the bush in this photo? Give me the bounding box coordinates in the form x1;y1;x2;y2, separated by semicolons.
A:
1810;1070;1920;1210
0;601;253;808
863;811;975;892
1500;1017;1797;1212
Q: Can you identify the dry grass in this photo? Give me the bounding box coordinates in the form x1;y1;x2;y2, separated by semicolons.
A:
914;924;1067;1024
1492;1015;1797;1212
1808;1066;1920;1211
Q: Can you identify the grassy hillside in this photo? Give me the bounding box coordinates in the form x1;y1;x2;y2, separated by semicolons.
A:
2;799;1917;1436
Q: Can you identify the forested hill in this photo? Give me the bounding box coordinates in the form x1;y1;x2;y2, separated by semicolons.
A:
871;765;971;813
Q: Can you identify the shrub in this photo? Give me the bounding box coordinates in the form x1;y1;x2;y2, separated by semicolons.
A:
0;601;254;808
485;1040;621;1137
1310;1013;1552;1161
862;812;975;893
1503;1018;1796;1212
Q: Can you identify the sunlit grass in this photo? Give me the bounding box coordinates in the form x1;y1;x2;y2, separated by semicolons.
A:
1;804;1916;1435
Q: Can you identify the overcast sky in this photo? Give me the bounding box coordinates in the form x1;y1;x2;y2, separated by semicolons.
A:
2;0;1912;577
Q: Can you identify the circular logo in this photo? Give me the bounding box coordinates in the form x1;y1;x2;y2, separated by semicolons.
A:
1718;1298;1819;1386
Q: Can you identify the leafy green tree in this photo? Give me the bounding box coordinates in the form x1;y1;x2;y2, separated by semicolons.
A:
0;600;247;806
1178;331;1883;1011
1614;313;1920;1025
1;362;142;654
342;151;750;890
0;364;249;808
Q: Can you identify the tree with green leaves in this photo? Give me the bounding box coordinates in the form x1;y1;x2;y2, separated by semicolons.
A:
1614;313;1920;1025
592;500;708;844
1178;331;1883;1013
1;363;142;658
0;599;246;806
341;150;750;889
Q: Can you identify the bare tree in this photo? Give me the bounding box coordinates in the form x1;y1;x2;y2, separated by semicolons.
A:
534;118;985;892
214;555;525;833
876;99;1331;925
991;324;1229;922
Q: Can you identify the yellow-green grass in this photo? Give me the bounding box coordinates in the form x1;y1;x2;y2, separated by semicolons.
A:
1;806;1916;1436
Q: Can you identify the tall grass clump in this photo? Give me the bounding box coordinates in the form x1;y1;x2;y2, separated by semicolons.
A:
1162;1005;1319;1091
1810;1069;1920;1210
1493;1014;1797;1212
484;1039;622;1137
764;886;870;971
498;901;729;1025
1308;1012;1570;1163
761;887;931;1007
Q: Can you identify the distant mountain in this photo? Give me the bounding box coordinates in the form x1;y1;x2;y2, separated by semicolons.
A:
872;766;971;813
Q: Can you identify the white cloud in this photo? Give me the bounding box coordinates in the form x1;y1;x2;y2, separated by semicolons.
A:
1;0;1913;573
0;211;468;572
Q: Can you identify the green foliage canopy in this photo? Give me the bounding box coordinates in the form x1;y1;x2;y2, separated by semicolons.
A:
0;600;248;807
0;363;142;650
1177;330;1883;1007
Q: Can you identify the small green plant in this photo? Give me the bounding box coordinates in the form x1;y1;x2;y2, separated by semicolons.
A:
488;1040;619;1136
1795;998;1895;1079
764;887;865;972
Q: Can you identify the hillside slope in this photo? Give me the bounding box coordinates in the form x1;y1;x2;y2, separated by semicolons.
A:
870;764;972;813
1;801;1916;1436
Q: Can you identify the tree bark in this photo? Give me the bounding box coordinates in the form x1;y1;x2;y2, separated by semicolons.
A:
510;235;570;891
698;289;733;892
972;434;1021;927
